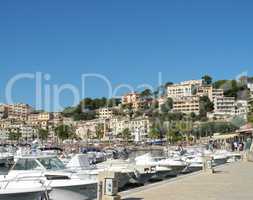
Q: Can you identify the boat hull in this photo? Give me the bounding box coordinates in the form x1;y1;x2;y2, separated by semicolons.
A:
50;183;97;200
0;191;44;200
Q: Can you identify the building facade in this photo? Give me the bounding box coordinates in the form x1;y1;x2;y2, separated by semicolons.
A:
172;96;200;114
213;97;236;118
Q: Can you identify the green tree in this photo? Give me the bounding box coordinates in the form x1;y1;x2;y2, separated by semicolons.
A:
176;120;193;142
140;89;152;98
149;125;161;140
119;128;132;144
38;128;49;143
202;75;213;85
199;96;214;120
55;125;73;142
160;98;173;113
166;129;183;144
8;130;22;142
95;123;104;140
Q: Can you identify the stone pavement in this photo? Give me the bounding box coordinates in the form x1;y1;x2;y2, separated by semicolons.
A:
120;161;253;200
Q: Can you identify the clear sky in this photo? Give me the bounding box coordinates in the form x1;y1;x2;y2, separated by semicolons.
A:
0;0;253;111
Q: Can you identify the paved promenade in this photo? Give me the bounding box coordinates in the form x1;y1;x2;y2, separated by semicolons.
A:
121;161;253;200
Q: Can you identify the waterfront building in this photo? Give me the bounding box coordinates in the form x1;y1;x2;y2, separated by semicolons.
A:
129;117;150;142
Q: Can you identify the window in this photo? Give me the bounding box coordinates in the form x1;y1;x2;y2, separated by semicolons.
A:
12;158;42;170
38;157;65;170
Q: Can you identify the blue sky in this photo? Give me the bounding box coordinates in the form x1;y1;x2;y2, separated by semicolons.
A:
0;0;253;111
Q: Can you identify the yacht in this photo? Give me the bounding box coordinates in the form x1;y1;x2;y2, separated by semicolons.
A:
7;155;97;200
0;176;50;200
67;154;155;187
0;147;14;167
157;157;188;176
135;153;173;181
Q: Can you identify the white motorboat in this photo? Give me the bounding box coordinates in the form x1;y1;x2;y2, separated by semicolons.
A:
157;157;188;176
67;154;136;188
0;176;50;200
0;147;14;166
67;154;155;187
8;155;97;200
135;153;173;181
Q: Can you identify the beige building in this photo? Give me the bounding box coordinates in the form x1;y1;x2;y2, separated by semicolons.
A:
194;85;224;102
5;103;32;120
121;92;148;110
167;83;195;99
97;107;115;119
38;112;52;121
75;119;105;140
172;96;200;114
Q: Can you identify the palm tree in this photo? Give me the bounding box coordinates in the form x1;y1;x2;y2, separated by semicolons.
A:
55;125;72;143
148;125;161;140
95;123;104;140
38;128;49;145
121;128;132;145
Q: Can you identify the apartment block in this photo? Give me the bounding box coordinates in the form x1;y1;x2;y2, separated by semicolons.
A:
3;103;32;120
213;97;236;118
235;100;248;119
121;92;149;110
97;107;115;119
172;96;200;114
38;112;53;121
167;83;196;99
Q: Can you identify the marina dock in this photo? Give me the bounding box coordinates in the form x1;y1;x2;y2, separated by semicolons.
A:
121;161;253;200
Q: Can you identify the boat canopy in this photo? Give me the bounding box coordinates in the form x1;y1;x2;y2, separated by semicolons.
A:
66;154;91;169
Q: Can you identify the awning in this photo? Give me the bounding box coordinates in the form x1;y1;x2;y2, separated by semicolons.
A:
212;133;239;140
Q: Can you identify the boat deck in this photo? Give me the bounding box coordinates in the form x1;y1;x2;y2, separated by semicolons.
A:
120;161;253;200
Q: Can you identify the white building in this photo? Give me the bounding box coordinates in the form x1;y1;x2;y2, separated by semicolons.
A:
167;84;195;99
75;119;105;140
167;79;203;100
235;100;248;119
108;117;151;142
129;117;150;142
247;83;253;92
109;117;129;136
213;97;236;118
0;129;8;140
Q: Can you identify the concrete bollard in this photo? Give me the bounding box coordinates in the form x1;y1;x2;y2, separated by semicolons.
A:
202;156;214;174
247;151;253;162
243;151;249;162
97;171;121;200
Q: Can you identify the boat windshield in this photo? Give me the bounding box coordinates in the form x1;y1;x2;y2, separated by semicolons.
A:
37;157;66;170
12;158;43;170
